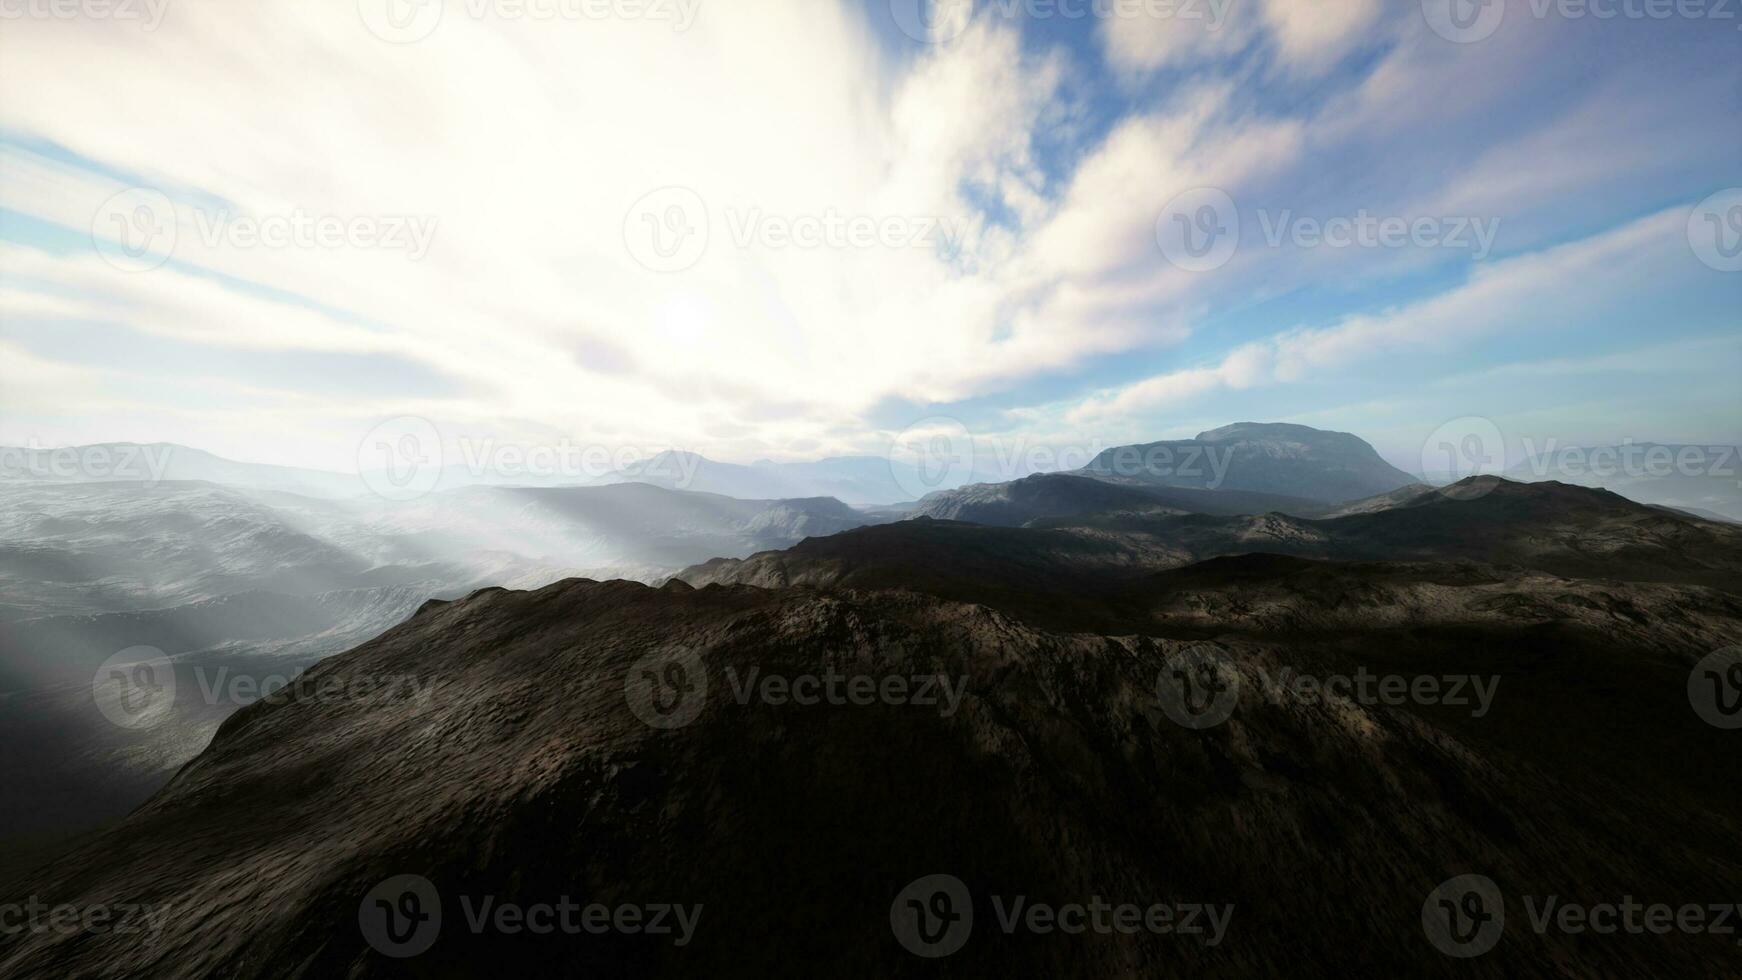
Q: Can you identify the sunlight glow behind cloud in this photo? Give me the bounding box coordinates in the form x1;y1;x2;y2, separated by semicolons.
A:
0;0;1736;471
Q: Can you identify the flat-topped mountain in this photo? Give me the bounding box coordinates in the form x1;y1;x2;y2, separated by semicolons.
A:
1081;422;1417;504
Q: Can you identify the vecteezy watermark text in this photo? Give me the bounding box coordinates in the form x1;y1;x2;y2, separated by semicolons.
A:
722;208;965;252
1423;874;1742;957
723;666;968;716
1087;442;1235;487
359;875;700;958
0;0;170;28
1253;667;1501;718
886;415;1245;500
624;648;970;730
356;417;723;500
92;188;438;272
1156;188;1502;272
1157;647;1501;729
1691;647;1742;729
622;186;968;273
1517;439;1738;481
1254;209;1500;259
1424;0;1742;44
889;0;1234;44
0;441;175;484
0;898;172;938
92;646;431;731
889;873;1232;958
358;0;703;44
189;209;438;260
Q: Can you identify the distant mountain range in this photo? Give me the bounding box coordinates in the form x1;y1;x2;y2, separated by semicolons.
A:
3;421;1737;878
683;477;1742;610
0;443;934;507
592;450;929;508
9;429;1736;517
8;473;1739;976
0;442;363;497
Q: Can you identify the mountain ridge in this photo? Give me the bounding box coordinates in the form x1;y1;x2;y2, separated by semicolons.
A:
681;478;1742;612
3;571;1735;977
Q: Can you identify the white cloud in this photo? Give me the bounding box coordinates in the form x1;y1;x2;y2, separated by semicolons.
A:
0;4;1077;460
0;2;1310;466
1067;205;1694;422
1100;0;1255;72
1259;0;1381;73
0;2;1728;469
1101;0;1381;76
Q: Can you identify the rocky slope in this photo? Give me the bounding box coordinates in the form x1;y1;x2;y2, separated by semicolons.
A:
1;576;1735;978
0;479;883;865
5;465;1740;978
0;585;463;882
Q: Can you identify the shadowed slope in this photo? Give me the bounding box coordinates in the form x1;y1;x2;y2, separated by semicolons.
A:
2;579;1737;978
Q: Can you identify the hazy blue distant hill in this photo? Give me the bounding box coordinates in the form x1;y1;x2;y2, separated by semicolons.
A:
1505;442;1742;521
592;450;926;507
0;442;363;498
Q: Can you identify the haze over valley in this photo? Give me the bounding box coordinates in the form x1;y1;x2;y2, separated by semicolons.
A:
2;1;1738;976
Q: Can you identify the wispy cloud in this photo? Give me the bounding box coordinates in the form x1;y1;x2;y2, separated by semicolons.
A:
1066;206;1703;423
0;0;1734;468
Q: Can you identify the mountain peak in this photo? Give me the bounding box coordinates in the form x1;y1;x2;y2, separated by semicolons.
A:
646;449;713;465
1194;421;1357;443
1082;422;1415;504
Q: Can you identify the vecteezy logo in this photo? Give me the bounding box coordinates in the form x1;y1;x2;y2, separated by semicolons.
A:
358;0;444;43
359;874;442;957
888;0;974;44
1156;645;1241;729
1156;187;1239;273
1690;646;1742;729
1688;189;1742;273
357;416;443;501
890;873;973;958
92;187;177;272
1420;416;1505;497
1421;874;1504;957
888;415;975;501
1421;0;1505;43
625;647;708;729
91;646;177;730
623;186;709;273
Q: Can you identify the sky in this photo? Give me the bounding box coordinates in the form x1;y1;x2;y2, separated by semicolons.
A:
0;0;1738;479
